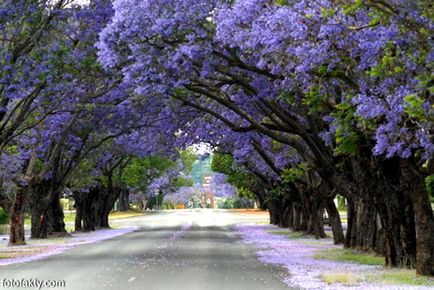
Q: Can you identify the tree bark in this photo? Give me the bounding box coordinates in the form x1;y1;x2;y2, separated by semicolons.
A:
324;198;345;244
8;186;27;246
400;160;434;276
118;189;129;212
345;194;381;252
410;187;434;275
73;192;82;231
30;179;66;238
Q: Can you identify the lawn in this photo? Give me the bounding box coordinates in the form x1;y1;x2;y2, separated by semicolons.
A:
321;272;361;285
23;210;145;226
314;248;385;266
367;269;434;287
108;209;145;219
24;212;76;226
270;230;314;239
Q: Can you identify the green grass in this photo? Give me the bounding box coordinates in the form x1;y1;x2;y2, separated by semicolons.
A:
24;212;76;226
0;254;8;259
321;272;361;285
24;210;147;227
108;210;145;219
0;224;9;234
367;269;434;286
314;248;385;266
253;220;269;225
270;230;313;239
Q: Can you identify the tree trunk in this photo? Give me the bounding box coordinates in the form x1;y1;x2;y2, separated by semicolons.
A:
46;193;66;234
411;187;434;275
118;189;129;212
304;195;326;239
8;186;27;246
324;198;345;244
29;179;67;238
374;188;416;268
73;192;82;231
82;189;97;231
345;195;381;252
400;160;434;276
372;158;416;268
29;181;49;239
307;208;326;239
291;204;303;231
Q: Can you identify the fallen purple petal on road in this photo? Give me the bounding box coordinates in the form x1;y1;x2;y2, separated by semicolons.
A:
0;228;137;267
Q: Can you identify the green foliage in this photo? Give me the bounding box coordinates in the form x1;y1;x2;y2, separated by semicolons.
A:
173;176;194;187
277;90;295;104
302;85;327;113
271;140;284;152
342;0;363;15
147;192;164;209
179;148;197;174
331;102;360;155
337;195;347;211
321;7;336;18
212;152;260;201
211;152;233;175
220;199;234;209
275;0;289;6
69;159;96;190
404;94;425;120
281;163;309;183
122;156;175;192
0;207;8;224
237;187;254;199
265;186;293;203
232;198;242;209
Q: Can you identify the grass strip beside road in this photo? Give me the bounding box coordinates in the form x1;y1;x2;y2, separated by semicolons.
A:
314;248;384;266
269;228;434;287
367;270;434;286
23;210;146;226
321;272;361;285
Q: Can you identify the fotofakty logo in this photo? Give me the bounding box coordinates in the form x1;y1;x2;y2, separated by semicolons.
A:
1;278;66;289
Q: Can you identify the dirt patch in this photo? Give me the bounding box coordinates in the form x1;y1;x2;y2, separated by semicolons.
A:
228;209;269;215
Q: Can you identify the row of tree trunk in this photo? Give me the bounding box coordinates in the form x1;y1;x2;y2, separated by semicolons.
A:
264;154;433;275
6;178;130;245
74;186;127;232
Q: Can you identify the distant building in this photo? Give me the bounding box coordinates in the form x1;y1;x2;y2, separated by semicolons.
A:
202;175;214;208
190;154;215;208
190;154;213;184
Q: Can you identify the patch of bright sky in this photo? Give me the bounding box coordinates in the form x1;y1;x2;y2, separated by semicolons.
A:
190;143;213;155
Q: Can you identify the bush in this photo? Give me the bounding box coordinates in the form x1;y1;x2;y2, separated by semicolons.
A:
337;195;346;211
232;198;242;209
217;199;233;209
0;207;8;224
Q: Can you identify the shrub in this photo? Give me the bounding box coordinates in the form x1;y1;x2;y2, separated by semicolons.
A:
0;207;8;224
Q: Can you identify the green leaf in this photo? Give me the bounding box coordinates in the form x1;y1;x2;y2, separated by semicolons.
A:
403;94;425;120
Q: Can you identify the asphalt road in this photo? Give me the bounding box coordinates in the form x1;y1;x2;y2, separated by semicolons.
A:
0;210;292;290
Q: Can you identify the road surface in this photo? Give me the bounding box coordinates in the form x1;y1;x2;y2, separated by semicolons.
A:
0;210;292;290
